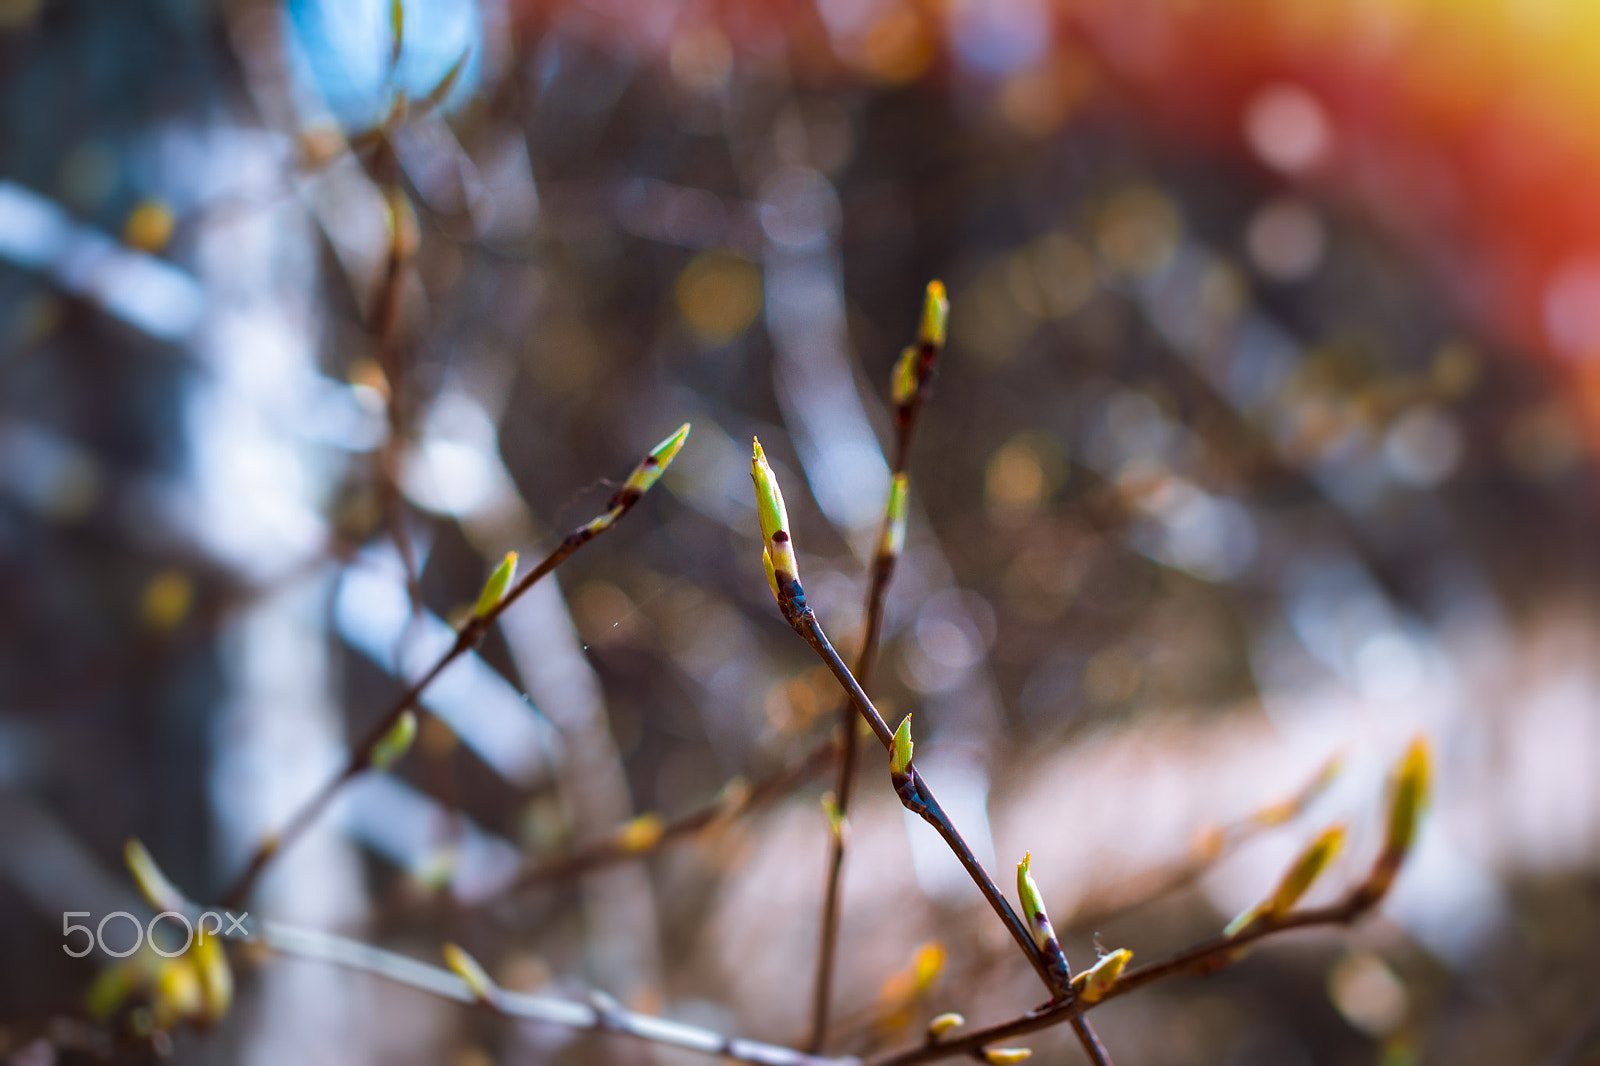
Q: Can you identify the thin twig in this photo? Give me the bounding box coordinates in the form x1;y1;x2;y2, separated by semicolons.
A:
220;431;688;908
805;548;895;1051
808;314;937;1052
1066;754;1344;932
789;607;1051;994
504;739;837;893
259;920;858;1066
788;601;1117;1065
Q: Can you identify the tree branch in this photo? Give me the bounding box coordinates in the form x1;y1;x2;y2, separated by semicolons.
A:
259;920;858;1066
220;426;691;908
808;296;938;1053
867;873;1395;1066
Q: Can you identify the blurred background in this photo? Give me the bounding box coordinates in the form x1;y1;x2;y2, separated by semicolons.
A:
2;0;1599;1063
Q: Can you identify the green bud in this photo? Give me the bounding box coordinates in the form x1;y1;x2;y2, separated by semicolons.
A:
890;714;914;776
881;473;910;559
388;0;404;66
192;928;234;1022
615;812;665;854
1075;948;1132;1004
821;792;847;839
442;942;496;1004
751;437;799;599
1254;751;1345;827
622;422;692;498
125;838;186;913
982;1049;1032;1065
473;552;518;619
1223;900;1267;938
371;709;419;770
1016;852;1057;956
892;345;919;406
1366;738;1431;898
1267;824;1346;916
1386;738;1431;860
927;1012;965;1039
919;280;949;349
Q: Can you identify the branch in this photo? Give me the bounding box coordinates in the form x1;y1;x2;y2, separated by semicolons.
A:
752;436;1115;1065
259;920;858;1066
220;424;692;908
866;888;1383;1066
792;608;1049;981
503;738;837;894
866;739;1430;1066
808;282;943;1053
1065;753;1345;932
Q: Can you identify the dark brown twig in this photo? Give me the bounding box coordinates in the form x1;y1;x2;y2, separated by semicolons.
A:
792;604;1116;1064
783;602;1050;988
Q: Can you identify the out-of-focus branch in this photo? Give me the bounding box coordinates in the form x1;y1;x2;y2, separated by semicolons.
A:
219;425;691;908
259;921;857;1066
1065;753;1345;931
504;738;837;894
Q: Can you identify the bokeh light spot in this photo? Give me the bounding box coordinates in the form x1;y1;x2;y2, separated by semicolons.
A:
1327;953;1408;1038
140;570;195;632
123;200;176;254
1246;196;1325;282
1096;185;1182;278
1244;83;1331;173
676;250;763;345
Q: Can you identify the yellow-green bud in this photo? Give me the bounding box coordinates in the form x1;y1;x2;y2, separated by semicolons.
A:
621;422;692;499
751;437;799;599
615;812;665;853
919;280;949;349
1075;948;1132;1004
1366;737;1431;898
371;709;419;770
1254;751;1345;827
821;792;847;840
1223;900;1266;938
982;1049;1032;1065
1016;852;1057;956
1386;738;1430;860
881;473;910;559
890;714;914;776
912;942;945;992
927;1012;965;1039
892;345;919;406
1267;824;1346;917
473;551;518;619
151;955;204;1029
125;838;186;913
192;928;234;1022
442;942;496;1004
